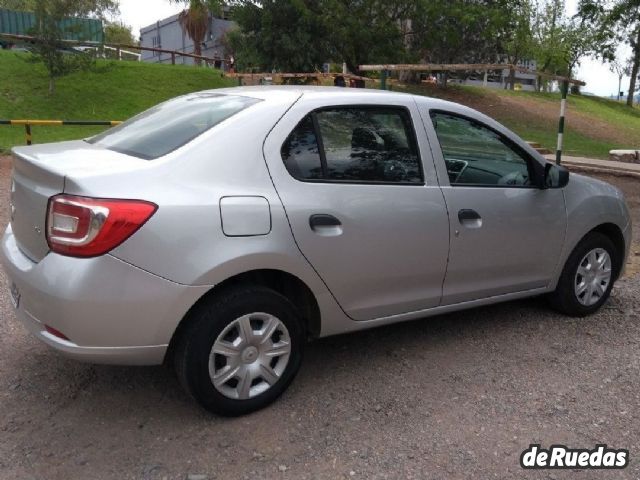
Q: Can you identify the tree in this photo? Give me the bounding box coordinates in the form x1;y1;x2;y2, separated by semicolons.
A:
104;20;135;45
531;0;569;89
318;0;417;74
170;0;213;66
228;0;416;74
0;0;119;14
28;0;119;94
408;0;534;89
500;0;535;89
228;0;328;72
561;19;600;76
0;0;35;9
610;58;631;100
411;0;496;66
577;0;640;107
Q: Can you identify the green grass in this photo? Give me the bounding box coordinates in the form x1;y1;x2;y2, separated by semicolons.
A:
498;88;640;157
0;49;234;152
1;50;638;160
403;83;640;159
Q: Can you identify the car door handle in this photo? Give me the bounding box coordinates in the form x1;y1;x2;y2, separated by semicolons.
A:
458;209;483;228
309;214;343;236
309;214;342;228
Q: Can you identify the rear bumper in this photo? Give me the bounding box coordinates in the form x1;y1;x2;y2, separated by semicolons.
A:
0;225;211;365
16;306;167;365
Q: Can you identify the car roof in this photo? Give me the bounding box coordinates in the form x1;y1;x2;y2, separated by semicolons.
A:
206;85;469;112
209;84;406;97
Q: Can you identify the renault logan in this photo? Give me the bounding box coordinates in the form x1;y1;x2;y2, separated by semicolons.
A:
1;87;631;415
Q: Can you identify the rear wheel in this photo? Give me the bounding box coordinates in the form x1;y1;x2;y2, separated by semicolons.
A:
549;232;618;316
174;286;304;416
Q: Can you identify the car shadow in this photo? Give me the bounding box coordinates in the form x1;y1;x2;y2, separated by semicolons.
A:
4;295;553;417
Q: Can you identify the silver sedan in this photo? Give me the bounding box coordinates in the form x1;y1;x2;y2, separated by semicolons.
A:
1;87;632;415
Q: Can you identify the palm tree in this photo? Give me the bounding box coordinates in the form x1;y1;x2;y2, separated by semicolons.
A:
171;0;210;66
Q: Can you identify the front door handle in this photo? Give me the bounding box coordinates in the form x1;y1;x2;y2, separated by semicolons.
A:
309;214;343;236
458;209;482;228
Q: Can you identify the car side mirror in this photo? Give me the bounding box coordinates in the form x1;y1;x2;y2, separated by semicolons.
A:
543;163;570;189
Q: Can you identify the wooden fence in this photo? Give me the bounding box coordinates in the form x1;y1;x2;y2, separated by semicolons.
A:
0;33;223;65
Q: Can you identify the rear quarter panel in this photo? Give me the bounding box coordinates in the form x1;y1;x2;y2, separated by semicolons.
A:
60;91;348;338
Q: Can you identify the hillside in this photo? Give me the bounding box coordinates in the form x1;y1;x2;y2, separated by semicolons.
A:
0;50;234;152
1;49;638;159
403;83;640;159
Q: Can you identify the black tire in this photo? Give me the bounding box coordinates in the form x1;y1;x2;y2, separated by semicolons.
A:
174;285;305;416
548;232;619;317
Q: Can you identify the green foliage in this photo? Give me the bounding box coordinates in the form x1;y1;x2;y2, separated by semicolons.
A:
0;0;119;16
0;0;35;10
0;49;234;151
205;0;226;15
529;0;603;87
104;21;135;45
318;0;416;73
227;0;329;72
577;0;640;106
531;0;569;79
408;0;536;88
411;1;507;64
227;0;416;73
24;0;119;94
500;0;535;88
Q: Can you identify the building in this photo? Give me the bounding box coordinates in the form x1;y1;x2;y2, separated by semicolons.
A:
139;10;235;69
0;8;104;47
457;58;539;92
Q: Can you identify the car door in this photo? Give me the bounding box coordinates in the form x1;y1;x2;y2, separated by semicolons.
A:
263;96;450;321
423;109;567;305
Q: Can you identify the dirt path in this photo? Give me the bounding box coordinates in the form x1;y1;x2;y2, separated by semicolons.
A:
0;155;639;479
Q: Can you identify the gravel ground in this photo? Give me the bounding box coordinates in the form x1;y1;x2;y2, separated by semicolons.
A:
0;155;639;479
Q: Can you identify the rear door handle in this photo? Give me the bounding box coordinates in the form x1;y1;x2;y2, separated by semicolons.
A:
458;209;482;228
309;214;342;228
309;214;343;236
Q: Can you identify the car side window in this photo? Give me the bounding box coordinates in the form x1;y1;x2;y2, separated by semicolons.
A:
431;112;532;187
280;115;324;180
281;107;423;184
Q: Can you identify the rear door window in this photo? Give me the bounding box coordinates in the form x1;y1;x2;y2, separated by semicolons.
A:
281;107;423;184
280;115;323;180
88;93;260;159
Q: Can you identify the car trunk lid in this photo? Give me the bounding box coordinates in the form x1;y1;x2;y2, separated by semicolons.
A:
9;141;150;262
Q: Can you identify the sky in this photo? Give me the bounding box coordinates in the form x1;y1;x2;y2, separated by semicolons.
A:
114;0;633;98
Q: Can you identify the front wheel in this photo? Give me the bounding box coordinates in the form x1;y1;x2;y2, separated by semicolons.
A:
174;286;305;416
549;232;618;317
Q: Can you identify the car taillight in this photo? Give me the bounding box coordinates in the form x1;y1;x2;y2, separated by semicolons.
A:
46;195;157;258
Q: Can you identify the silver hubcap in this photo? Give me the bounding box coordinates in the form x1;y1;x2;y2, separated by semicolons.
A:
209;313;291;400
574;248;612;307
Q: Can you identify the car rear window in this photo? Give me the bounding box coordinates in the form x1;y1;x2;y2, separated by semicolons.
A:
88;93;260;159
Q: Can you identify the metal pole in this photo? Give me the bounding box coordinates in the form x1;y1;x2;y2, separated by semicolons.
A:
25;124;32;145
555;80;569;165
380;70;387;90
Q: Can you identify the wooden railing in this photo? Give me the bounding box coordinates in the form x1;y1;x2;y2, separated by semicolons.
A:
0;33;224;65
